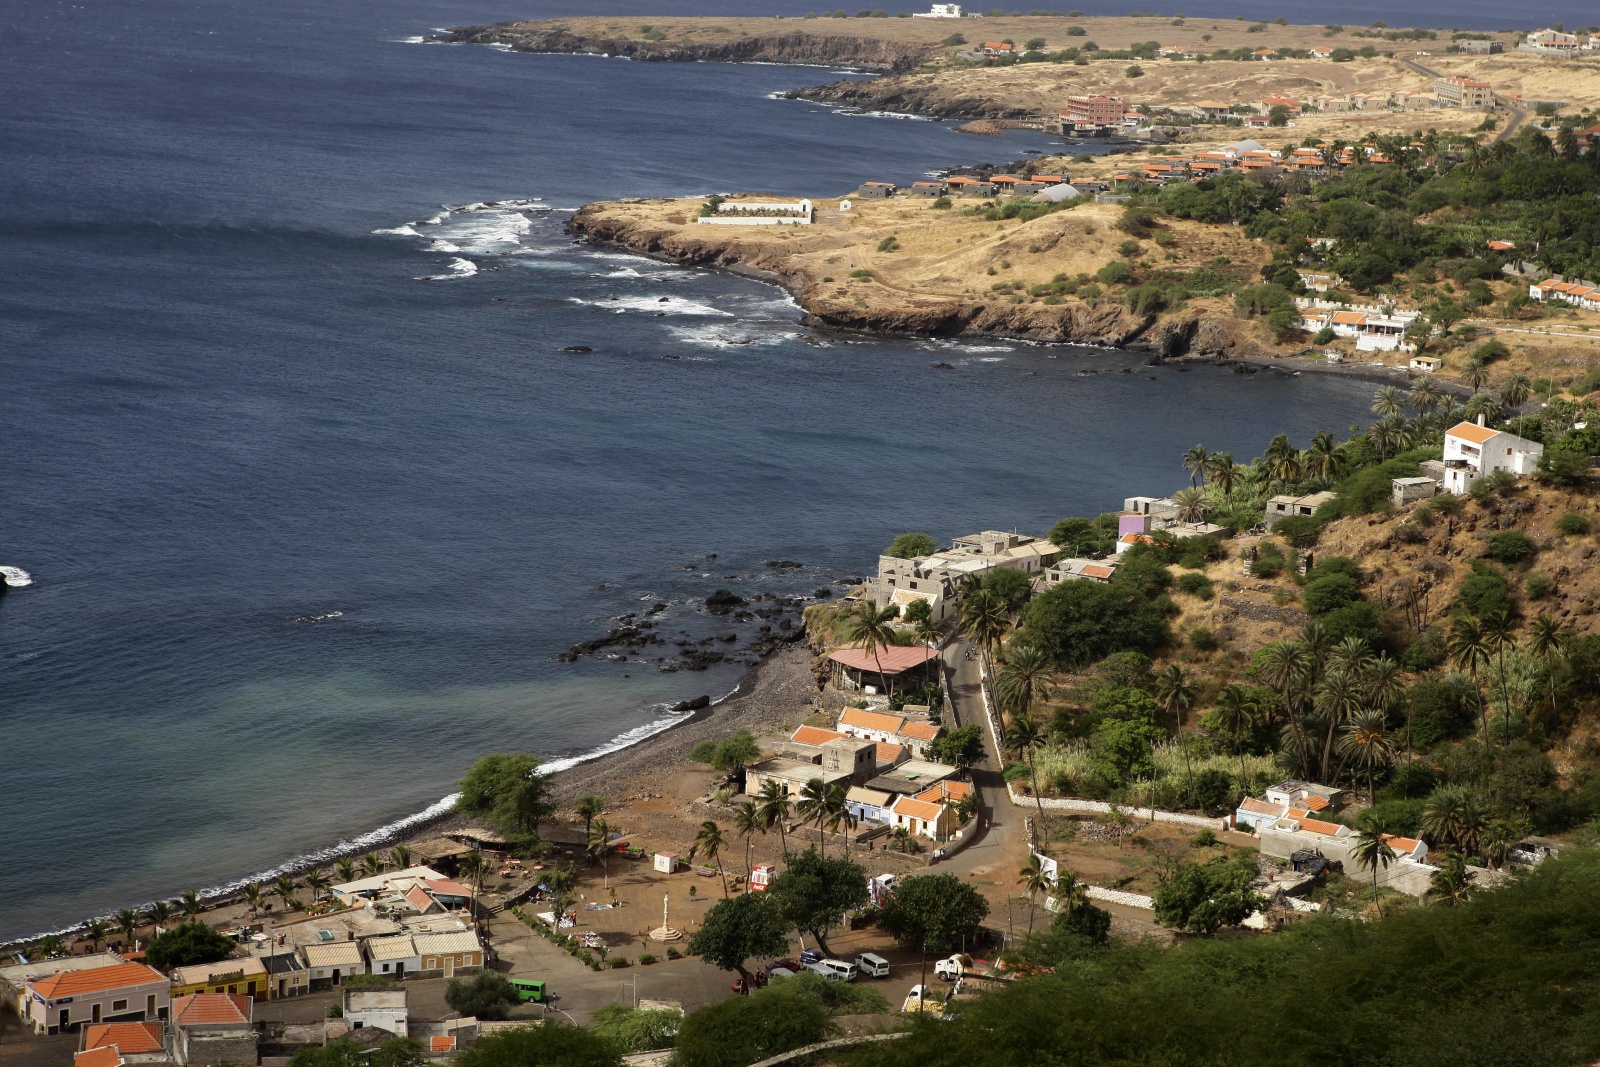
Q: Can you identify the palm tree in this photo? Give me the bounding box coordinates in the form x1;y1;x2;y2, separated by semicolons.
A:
1408;376;1443;416
244;883;263;918
1528;614;1571;732
334;857;357;884
1480;610;1518;746
180;890;203;921
1051;867;1090;918
1427;852;1475;907
756;779;792;860
1461;392;1500;425
691;820;729;897
1313;670;1362;782
1450;616;1494;740
305;870;330;904
1337;710;1395;801
146;900;173;934
1422;784;1489;856
1204;452;1238;503
843;600;904;700
797;779;834;859
733;800;763;879
1327;635;1374;677
587;817;613;885
1351;815;1396;913
1500;373;1532;409
960;589;1009;676
84;919;109;952
114;909;139;949
1371;385;1406;418
1017;855;1053;937
274;874;298;912
1211;685;1258;793
1171;487;1208;524
361;850;385;878
1183;444;1210;488
1008;716;1048;836
1303;431;1342;482
575;795;606;842
389;844;411;870
1465;358;1491;392
1262;433;1301;489
996;642;1055;723
1153;664;1197;798
1367;413;1412;461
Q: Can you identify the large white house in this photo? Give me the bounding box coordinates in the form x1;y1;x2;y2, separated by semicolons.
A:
1442;418;1543;494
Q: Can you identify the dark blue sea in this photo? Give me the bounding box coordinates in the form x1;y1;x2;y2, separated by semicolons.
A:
2;0;1560;940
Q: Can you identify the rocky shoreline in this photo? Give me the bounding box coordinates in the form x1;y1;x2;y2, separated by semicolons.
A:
430;24;930;72
783;74;1034;120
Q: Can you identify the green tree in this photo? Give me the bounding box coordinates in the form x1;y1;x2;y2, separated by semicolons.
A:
115;908;140;948
144;922;236;970
589;1005;681;1053
885;532;937;559
1351;814;1397;912
768;848;869;956
1183;444;1210;488
575;794;606;841
997;642;1056;722
878;874;990;952
445;971;520;1021
733;800;764;879
931;724;985;771
455;1025;622;1067
1020;579;1169;670
757;779;792;859
686;893;790;984
690;820;729;897
146;900;173;933
711;731;762;775
291;1038;426;1067
1017;854;1054;937
673;984;833;1067
1008;716;1048;832
1209;684;1260;792
1152;860;1261;934
843;600;905;701
1427;852;1475;907
455;753;553;844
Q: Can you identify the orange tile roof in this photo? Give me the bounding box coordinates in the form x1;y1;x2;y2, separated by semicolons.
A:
83;1023;163;1056
1383;834;1423;854
984;41;1013;49
1447;421;1498;444
839;707;907;734
31;962;167;1000
424;878;473;897
892;796;946;821
75;1048;123;1067
1082;564;1114;579
875;742;906;763
898;721;940;741
405;884;435;912
792;725;846;747
1330;311;1368;325
991;175;1022;184
915;781;973;804
1301;795;1330;811
171;993;252;1027
1119;533;1157;545
862;181;895;187
1295;816;1346;837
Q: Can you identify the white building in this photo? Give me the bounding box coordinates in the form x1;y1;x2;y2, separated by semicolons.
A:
1442;418;1543;494
344;988;408;1038
912;3;964;16
364;935;422;979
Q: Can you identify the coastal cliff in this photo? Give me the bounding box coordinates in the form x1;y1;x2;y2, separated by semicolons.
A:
568;200;1255;356
432;23;932;72
783;74;1036;120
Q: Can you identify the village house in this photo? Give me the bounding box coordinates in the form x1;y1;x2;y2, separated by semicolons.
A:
845;785;895;828
1521;27;1582;54
1;953;127;1024
169;958;269;1002
980;41;1014;56
168;994;254;1067
911;2;964;16
745;756;854;799
411;930;485;979
1257;94;1301;117
1262;491;1336;529
24;960;171;1035
861;530;1059;623
364;935;423;979
344;987;408;1037
1392;476;1440;507
907;180;946;197
1041;558;1119;586
301;941;365;990
1442;417;1544;495
1409;354;1443;373
1530;279;1600;312
866;758;956;799
944;175;995;197
889;794;955;841
1190;100;1233;123
827;645;942;696
854;181;895;199
75;1022;168;1067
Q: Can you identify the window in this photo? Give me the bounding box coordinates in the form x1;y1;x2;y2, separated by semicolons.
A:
113;1000;128;1012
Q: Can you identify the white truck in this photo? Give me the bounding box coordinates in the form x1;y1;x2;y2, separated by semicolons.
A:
933;953;976;981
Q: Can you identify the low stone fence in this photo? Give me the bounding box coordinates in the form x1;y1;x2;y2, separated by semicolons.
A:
1085;886;1155;910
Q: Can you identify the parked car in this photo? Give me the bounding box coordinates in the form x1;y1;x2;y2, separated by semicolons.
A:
855;952;891;978
799;948;825;965
808;958;858;982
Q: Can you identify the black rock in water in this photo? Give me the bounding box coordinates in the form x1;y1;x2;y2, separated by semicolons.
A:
704;588;747;614
563;345;592;353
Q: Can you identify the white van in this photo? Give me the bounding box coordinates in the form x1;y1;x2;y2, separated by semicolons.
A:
855;952;891;978
808;959;858;982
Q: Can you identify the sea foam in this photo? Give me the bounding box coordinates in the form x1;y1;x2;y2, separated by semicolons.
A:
0;565;33;587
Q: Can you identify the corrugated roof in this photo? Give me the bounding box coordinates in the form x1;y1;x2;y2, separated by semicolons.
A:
1447;421;1499;444
839;707;907;734
301;941;363;968
1239;798;1286;816
172;957;267;986
30;962;167;1000
830;647;940;677
365;935;418;962
83;1023;163;1056
413;931;482;955
846;786;892;806
171;993;252;1027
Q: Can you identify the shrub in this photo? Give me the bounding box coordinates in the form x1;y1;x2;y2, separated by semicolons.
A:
1189;625;1219;651
1249;542;1286;578
930;196;952;209
638;953;658;965
1313;326;1336;345
1525;573;1556;599
1272;514;1322;548
446;972;520;1021
1303;573;1360;615
1097;260;1134;286
1125;64;1145;76
876;236;899;252
1483;529;1537;564
144;923;236;970
610;957;631;968
848;269;874;279
1175;572;1214;599
1557;512;1591;536
1118;239;1142;258
1457;562;1513;619
1190;829;1218;848
942;32;967;44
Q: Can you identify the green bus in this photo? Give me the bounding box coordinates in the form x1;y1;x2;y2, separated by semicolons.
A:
509;978;546;1003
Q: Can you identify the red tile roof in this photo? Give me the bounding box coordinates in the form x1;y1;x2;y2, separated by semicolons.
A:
83;1023;163;1056
1448;421;1499;445
31;962;167;1000
75;1047;123;1067
829;646;941;676
898;721;940;741
839;707;906;734
792;725;846;746
875;741;906;763
892;796;946;821
171;994;252;1027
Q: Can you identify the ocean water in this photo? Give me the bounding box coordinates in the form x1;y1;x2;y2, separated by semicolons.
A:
0;0;1461;942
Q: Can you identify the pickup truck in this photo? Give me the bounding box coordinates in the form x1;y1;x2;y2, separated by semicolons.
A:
934;954;976;981
902;985;944;1016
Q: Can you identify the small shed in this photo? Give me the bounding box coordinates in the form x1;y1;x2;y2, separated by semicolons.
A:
653;852;679;874
1392;476;1439;507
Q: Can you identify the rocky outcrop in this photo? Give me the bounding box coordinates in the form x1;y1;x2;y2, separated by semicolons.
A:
784;74;1033;119
432;24;931;72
